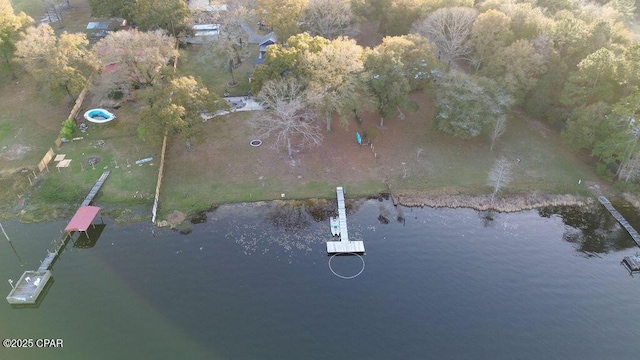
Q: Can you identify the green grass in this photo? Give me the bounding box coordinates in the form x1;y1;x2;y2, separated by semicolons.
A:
177;46;257;96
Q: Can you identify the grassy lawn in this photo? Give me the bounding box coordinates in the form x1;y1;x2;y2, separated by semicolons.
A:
0;0;623;224
13;101;159;222
177;45;256;96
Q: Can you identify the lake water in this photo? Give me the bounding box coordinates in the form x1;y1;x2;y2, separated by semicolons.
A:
2;199;640;359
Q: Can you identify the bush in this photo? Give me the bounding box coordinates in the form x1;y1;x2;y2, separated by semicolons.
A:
59;118;77;140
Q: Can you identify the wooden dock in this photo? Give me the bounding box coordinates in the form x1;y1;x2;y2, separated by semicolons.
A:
7;173;109;305
6;271;52;305
598;196;640;247
81;171;110;206
327;187;365;254
622;254;640;274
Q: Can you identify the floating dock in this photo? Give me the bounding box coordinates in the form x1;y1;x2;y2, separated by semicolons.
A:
327;187;365;254
7;172;109;305
6;271;52;305
622;254;640;274
598;196;640;247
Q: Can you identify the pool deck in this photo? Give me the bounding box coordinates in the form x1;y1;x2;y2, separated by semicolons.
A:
327;187;365;254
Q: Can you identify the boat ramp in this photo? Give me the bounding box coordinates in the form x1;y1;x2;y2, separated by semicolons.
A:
326;187;365;254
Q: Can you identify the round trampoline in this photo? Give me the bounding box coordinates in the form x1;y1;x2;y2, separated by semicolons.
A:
84;109;116;123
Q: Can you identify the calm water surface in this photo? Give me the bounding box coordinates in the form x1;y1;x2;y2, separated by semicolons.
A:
1;199;640;359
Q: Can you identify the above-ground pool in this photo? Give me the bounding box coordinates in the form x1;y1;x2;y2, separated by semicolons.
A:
84;109;116;123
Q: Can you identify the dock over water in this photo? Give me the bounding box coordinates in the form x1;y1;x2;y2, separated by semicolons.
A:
326;187;365;254
598;196;640;247
7;172;110;305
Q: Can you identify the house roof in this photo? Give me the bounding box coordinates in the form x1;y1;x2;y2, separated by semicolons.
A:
87;22;110;30
258;32;277;46
65;206;101;233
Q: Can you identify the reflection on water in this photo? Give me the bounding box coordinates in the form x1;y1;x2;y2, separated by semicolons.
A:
3;200;640;359
539;204;637;254
73;223;106;249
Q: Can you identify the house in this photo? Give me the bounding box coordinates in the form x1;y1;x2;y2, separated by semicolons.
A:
253;32;277;66
185;24;220;44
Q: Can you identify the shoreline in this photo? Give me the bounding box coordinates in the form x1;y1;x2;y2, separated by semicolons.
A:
1;187;613;225
391;190;594;212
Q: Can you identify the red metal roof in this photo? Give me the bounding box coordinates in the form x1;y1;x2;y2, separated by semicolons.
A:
65;206;101;232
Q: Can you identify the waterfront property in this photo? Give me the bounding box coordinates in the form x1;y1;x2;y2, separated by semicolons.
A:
6;172;109;305
326;187;365;254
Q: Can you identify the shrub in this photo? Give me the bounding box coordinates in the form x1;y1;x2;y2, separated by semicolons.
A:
59;118;77;140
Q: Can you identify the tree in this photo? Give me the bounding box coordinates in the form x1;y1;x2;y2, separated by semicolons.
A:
94;30;178;92
258;0;307;41
376;34;442;91
412;6;478;66
210;7;253;86
497;2;552;41
552;16;590;67
434;71;513;139
250;32;330;93
489;115;506;152
139;76;226;141
562;101;612;153
469;9;513;71
14;24;99;102
302;0;357;40
304;37;365;131
618;43;640;93
252;78;322;158
487;157;512;204
363;48;410;127
482;39;547;104
134;0;190;33
606;92;640;181
0;0;33;69
561;47;620;106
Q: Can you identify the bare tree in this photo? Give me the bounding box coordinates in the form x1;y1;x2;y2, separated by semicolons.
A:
412;7;478;66
489;115;507;151
487;157;512;204
253;78;322;158
302;0;358;40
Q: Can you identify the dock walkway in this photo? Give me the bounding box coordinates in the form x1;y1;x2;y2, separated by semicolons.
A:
7;172;110;305
598;196;640;247
326;187;365;254
81;171;110;206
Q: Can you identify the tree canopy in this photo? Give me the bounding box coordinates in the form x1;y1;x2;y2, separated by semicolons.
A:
363;48;411;127
93;30;178;93
434;71;513;139
0;0;33;67
14;24;99;102
139;76;226;140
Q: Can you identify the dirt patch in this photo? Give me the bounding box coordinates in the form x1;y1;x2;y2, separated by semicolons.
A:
166;210;186;226
0;144;34;161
